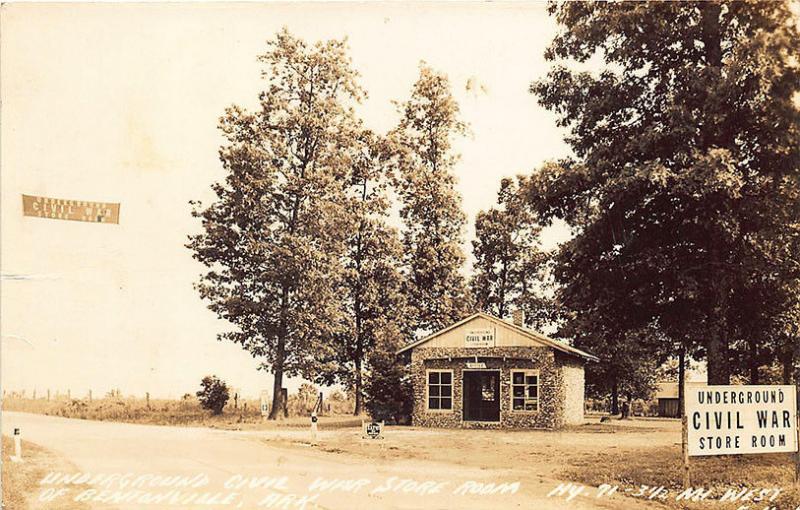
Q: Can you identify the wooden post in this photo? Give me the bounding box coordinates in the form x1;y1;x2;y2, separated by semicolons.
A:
146;392;150;409
682;415;690;488
88;390;92;402
32;389;36;400
795;414;799;486
47;389;50;401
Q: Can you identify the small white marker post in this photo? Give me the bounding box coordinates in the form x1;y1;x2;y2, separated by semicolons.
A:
11;428;23;463
310;412;319;445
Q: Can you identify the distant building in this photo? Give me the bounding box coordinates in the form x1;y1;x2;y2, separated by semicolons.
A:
654;381;707;417
397;311;598;429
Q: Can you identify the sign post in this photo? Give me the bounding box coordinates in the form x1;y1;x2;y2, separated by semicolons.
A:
260;390;269;421
310;392;322;445
362;420;385;440
681;416;690;488
796;413;800;486
310;412;319;444
12;428;22;463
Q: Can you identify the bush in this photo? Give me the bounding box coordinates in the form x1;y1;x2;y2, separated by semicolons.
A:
196;375;229;415
365;335;412;424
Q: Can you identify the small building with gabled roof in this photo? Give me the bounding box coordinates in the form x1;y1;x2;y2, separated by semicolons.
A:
397;311;598;429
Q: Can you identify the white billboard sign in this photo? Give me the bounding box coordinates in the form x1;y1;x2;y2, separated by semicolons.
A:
465;329;494;348
686;385;798;456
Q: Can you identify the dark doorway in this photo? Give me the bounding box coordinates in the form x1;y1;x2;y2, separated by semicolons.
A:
463;371;500;422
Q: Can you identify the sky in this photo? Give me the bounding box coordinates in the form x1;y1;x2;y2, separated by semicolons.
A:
1;2;577;399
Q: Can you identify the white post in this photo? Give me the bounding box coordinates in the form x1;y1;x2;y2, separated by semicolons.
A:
310;411;319;445
12;428;23;462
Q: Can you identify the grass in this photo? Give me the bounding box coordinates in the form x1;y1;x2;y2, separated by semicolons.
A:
1;436;90;510
562;446;800;509
2;396;360;429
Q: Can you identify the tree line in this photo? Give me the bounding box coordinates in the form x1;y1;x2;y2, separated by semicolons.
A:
189;0;799;421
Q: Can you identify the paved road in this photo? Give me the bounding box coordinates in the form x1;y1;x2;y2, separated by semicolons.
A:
2;412;653;510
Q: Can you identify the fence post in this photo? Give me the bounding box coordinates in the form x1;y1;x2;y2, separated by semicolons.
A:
146;392;150;409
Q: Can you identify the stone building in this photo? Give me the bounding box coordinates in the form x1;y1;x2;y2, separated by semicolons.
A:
397;311;598;429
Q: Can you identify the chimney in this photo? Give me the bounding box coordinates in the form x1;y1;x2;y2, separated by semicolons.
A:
512;309;525;328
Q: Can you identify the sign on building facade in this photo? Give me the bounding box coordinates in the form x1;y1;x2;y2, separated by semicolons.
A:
465;329;494;348
686;385;798;456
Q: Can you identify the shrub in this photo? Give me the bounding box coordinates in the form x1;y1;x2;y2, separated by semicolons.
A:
196;375;229;415
365;334;412;424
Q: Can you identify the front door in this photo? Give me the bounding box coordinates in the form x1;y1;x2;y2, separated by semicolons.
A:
463;371;500;422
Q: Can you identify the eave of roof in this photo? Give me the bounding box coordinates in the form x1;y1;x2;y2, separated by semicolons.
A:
396;311;599;362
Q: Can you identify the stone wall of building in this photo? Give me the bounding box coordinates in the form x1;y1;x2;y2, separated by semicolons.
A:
410;346;572;429
558;353;586;426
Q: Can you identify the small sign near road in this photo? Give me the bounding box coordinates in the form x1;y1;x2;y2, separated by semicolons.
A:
686;385;798;457
260;390;269;417
362;421;384;440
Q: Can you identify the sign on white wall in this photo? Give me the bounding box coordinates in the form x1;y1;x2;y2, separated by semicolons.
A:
686;385;798;456
465;329;494;348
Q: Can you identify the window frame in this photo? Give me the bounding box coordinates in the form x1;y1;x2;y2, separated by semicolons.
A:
510;369;540;413
425;369;454;412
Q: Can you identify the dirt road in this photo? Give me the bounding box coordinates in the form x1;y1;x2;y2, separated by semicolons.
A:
2;412;661;510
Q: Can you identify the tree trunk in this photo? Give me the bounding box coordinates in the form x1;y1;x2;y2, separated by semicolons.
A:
678;346;686;417
610;380;619;416
782;344;794;385
749;338;759;384
354;358;363;416
701;1;731;386
268;338;285;420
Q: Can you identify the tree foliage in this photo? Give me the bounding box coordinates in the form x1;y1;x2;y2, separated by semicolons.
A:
196;375;230;415
315;131;408;415
530;1;800;386
364;327;413;424
393;64;472;334
470;176;553;329
187;29;363;419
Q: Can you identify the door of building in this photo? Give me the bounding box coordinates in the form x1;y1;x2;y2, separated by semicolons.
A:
463;370;500;422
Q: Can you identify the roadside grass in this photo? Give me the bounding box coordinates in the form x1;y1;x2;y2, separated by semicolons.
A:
1;436;89;510
3;397;362;430
562;445;800;509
